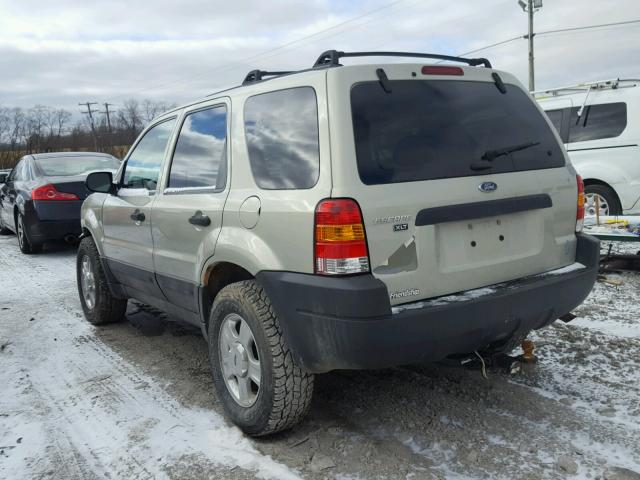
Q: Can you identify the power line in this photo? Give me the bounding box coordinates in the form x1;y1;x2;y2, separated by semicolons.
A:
537;18;640;37
108;0;411;101
457;18;640;57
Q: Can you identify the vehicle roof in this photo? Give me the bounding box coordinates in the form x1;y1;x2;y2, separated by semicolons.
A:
160;62;515;119
30;152;116;160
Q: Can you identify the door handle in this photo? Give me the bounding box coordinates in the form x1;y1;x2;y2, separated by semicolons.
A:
188;210;211;227
130;209;146;222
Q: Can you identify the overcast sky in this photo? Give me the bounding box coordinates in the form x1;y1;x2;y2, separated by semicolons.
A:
1;0;639;113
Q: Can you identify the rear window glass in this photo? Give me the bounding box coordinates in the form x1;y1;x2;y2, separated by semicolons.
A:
545;109;564;135
568;102;627;143
351;80;565;185
35;156;120;176
244;87;320;189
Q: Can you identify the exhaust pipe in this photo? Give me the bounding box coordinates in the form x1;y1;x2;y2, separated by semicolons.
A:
64;234;78;244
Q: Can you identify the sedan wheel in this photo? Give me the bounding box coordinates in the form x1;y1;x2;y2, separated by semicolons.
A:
15;213;41;254
16;215;25;248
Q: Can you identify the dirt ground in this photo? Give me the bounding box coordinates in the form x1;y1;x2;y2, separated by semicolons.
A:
1;234;639;480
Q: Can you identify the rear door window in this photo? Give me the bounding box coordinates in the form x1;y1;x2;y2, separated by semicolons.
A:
351;80;565;185
244;87;320;189
167;105;227;192
568;102;627;143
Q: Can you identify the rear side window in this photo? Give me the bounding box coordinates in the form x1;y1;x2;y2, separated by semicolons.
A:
568;102;627;143
244;87;320;189
351;80;565;185
123;118;176;190
167;105;227;192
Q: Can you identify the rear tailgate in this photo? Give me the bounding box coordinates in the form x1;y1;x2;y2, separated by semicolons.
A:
327;64;578;306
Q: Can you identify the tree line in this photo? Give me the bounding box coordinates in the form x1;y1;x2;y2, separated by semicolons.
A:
0;99;175;169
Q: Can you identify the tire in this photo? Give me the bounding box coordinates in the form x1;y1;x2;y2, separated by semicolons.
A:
208;280;314;436
584;184;622;216
15;212;42;254
77;236;127;325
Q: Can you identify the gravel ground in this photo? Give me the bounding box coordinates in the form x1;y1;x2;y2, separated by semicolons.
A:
1;233;639;480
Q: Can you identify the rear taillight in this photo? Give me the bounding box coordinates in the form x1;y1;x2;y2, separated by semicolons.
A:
314;198;370;275
421;65;464;76
576;175;585;232
32;184;79;201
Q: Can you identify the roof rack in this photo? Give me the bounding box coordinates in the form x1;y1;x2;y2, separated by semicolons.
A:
312;50;492;69
533;78;640;98
236;49;493;92
242;70;294;85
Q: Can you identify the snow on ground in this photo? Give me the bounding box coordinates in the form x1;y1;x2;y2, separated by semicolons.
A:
0;235;299;480
1;233;639;480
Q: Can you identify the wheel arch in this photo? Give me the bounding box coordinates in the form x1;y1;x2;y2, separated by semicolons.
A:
582;178;622;210
199;261;255;331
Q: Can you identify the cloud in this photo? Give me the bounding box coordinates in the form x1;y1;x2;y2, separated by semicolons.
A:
0;0;638;111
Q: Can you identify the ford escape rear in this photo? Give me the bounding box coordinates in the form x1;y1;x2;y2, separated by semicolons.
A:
77;50;599;436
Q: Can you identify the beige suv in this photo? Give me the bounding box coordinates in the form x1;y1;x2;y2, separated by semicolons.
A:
77;50;599;436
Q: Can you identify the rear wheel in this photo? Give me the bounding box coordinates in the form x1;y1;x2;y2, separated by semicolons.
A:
584;184;621;216
16;212;42;254
208;280;314;436
77;236;127;325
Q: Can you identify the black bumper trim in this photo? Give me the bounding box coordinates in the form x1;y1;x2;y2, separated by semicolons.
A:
415;194;552;226
257;234;599;373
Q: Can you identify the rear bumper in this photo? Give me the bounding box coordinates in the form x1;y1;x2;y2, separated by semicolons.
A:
25;201;82;241
257;233;600;373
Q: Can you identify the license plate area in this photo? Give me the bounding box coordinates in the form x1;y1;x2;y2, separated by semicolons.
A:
435;212;544;273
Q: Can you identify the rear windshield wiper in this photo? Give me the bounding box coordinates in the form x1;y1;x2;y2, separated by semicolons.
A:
481;140;540;162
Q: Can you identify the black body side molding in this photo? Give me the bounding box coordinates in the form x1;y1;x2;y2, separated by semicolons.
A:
415;194;552;227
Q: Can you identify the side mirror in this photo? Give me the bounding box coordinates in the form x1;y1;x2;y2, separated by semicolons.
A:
86;171;115;194
0;173;7;184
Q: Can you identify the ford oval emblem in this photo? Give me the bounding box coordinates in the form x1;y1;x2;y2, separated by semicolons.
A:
479;181;498;192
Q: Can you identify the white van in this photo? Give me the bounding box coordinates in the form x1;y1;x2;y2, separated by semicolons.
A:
536;79;640;215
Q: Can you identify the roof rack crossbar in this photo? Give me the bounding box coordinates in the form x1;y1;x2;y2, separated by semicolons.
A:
313;50;492;69
242;70;294;85
532;78;640;97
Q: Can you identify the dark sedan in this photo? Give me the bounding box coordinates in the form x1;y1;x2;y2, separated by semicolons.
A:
0;152;120;254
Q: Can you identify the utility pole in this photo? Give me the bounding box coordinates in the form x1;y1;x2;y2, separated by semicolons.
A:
100;103;115;152
518;0;543;92
79;102;99;150
101;103;114;133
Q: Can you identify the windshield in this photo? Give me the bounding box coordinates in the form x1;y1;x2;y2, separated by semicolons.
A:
351;80;564;185
35;155;121;177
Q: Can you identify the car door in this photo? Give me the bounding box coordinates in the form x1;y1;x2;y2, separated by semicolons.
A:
102;117;177;299
151;102;230;313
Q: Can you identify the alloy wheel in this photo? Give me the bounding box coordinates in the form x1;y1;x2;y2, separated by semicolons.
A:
585;193;610;216
80;255;97;310
17;216;25;249
218;313;261;407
